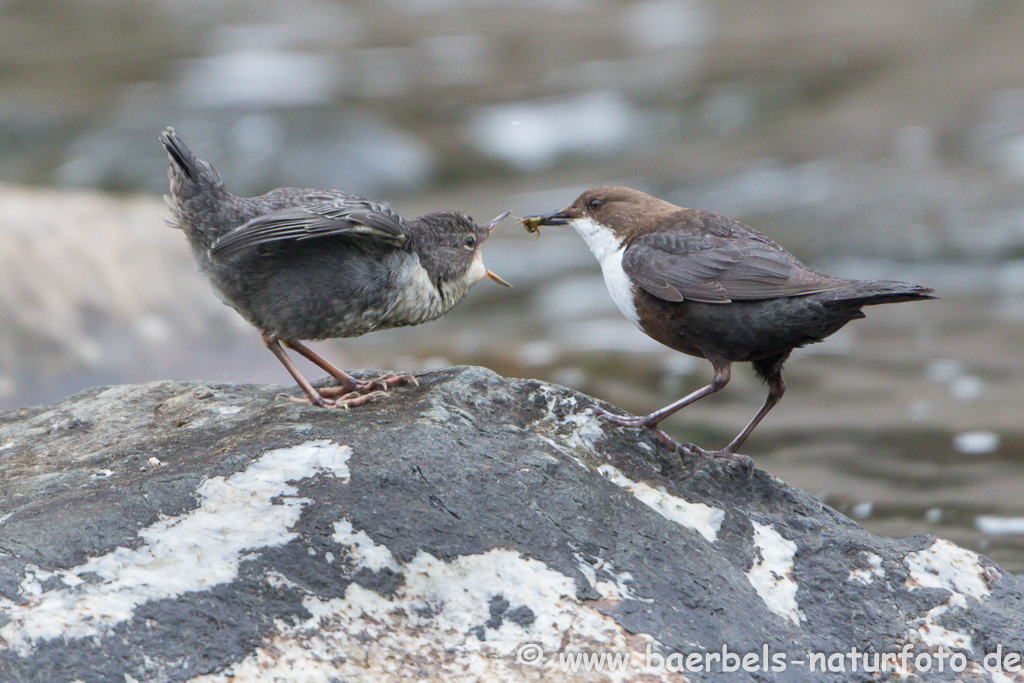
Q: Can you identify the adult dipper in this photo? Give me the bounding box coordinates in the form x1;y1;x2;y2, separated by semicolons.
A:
161;127;510;408
524;186;934;474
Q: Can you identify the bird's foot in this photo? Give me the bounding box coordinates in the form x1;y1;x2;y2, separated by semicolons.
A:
586;404;648;428
325;372;419;397
274;373;416;409
681;443;755;479
586;405;682;451
586;404;754;478
277;389;390;409
329;390;390;409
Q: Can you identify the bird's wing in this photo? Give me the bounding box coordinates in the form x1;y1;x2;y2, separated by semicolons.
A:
622;227;842;303
210;194;409;258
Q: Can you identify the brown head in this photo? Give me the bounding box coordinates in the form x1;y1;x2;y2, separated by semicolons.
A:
522;186;682;258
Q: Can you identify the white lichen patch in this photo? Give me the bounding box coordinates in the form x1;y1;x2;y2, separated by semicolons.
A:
847;552;884;585
0;440;352;656
746;521;804;626
905;538;991;600
574;553;654;604
530;386;606;455
562;409;607;450
914;593;974;650
904;538;993;653
187;525;672;683
332;519;401;573
598;463;724;543
989;667;1024;683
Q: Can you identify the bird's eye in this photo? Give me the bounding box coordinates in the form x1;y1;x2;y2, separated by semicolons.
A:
589;198;603;210
463;235;477;249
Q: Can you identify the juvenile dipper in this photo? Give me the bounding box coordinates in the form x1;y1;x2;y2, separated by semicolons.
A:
524;186;934;474
161;127;510;408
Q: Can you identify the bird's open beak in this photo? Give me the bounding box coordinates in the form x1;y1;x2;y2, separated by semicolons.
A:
485;210;513;234
480;211;512;286
485;269;512;287
520;211;569;233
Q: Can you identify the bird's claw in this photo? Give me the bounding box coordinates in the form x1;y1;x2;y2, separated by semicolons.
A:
319;372;418;398
586;404;645;428
279;389;390;409
362;372;418;393
330;390;390;409
369;372;418;390
681;443;755;479
275;370;417;409
586;405;683;454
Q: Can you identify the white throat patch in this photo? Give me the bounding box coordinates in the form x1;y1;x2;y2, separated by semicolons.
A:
569;217;640;328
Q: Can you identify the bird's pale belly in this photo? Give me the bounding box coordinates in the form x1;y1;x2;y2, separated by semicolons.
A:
226;250;452;341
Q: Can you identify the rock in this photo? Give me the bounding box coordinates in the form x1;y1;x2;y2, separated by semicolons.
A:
0;367;1021;682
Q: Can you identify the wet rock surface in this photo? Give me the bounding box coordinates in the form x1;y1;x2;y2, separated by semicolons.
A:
1;367;1021;682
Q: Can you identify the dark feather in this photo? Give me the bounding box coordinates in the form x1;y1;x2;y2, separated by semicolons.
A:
622;218;843;303
210;194;409;259
160;128;223;188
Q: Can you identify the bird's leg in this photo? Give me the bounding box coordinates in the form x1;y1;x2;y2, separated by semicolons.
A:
261;332;333;408
262;333;388;409
589;362;732;451
281;339;417;399
681;363;786;478
279;339;360;392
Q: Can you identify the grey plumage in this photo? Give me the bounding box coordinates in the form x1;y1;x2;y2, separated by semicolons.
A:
160;127;509;407
620;215;845;303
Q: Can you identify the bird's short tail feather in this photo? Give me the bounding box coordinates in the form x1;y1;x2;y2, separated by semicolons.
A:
160;127;232;247
160;127;224;192
829;279;936;307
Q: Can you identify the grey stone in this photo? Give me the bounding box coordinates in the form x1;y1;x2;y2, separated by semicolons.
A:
0;367;1021;682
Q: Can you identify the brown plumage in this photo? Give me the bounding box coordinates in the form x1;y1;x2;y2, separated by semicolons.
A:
525;186;935;475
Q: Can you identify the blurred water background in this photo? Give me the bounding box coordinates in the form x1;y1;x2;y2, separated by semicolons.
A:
2;0;1023;569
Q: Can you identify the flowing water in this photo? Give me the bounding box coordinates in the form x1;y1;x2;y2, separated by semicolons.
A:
1;0;1023;571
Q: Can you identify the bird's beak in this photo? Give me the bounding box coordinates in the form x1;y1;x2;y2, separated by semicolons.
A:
520;210;569;233
485;269;512;287
538;210;570;225
480;210;512;286
484;210;513;234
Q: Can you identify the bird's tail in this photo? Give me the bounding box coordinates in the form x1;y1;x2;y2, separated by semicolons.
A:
160;128;224;192
827;280;936;308
160;128;231;246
